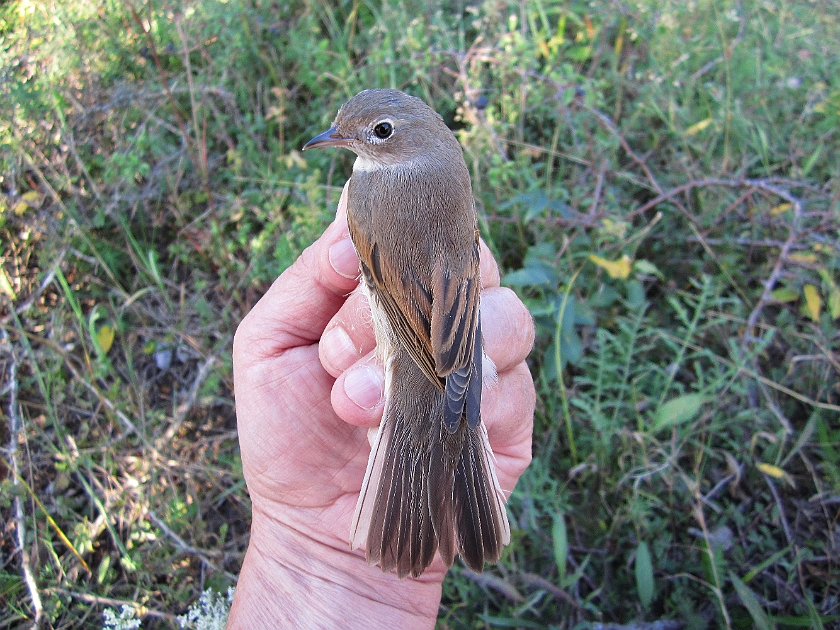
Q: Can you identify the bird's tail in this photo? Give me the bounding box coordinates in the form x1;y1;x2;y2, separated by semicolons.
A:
350;350;510;578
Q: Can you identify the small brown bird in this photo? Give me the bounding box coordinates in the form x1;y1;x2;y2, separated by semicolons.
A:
303;89;509;578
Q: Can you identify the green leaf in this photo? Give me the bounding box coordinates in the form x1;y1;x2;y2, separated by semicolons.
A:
653;393;706;430
730;572;774;630
634;259;664;279
770;287;799;303
97;554;111;584
818;268;840;319
500;191;571;221
502;267;554;287
552;513;567;584
635;541;654;608
626;280;647;309
802;141;823;177
559;327;583;366
829;288;840;320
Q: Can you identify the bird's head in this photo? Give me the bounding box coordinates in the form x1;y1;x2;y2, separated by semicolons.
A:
303;89;459;170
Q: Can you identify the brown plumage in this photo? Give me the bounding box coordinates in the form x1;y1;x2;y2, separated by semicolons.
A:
303;89;510;578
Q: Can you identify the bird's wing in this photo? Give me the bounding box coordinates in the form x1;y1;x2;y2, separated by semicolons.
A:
430;236;482;431
349;222;481;396
429;235;480;378
349;223;444;391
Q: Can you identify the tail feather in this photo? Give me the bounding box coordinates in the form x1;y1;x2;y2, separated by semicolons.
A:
428;431;457;567
454;423;510;570
351;350;509;578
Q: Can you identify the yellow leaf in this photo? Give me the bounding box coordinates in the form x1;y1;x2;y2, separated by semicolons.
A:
756;462;794;487
756;462;785;478
685;117;713;136
803;285;821;322
21;190;42;204
589;254;632;279
97;325;115;354
600;217;627;239
0;266;16;299
770;203;791;215
13;201;30;216
788;252;817;264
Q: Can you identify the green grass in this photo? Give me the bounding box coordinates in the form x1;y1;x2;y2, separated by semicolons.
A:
1;0;838;627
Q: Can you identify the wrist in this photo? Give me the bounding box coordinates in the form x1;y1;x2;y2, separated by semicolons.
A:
228;504;442;629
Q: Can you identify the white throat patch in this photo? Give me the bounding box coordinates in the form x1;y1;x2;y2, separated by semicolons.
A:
353;156;384;172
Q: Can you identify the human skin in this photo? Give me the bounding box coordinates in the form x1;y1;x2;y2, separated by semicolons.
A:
227;184;535;629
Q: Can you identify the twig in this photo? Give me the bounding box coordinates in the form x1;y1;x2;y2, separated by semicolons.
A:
625;177;805;219
163;351;220;441
3;329;44;624
588;107;663;195
583;135;810;348
656;329;840;413
682;236;806;249
48;588;175;621
742;228;798;345
588;161;607;216
147;510;238;582
459;567;523;602
59;351;150;445
519;571;587;611
763;476;794;547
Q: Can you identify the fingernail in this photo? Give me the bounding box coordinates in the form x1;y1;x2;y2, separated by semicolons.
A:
321;326;358;371
344;365;384;410
329;237;359;279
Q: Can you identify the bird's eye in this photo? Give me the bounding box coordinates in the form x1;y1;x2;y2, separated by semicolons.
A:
373;122;393;139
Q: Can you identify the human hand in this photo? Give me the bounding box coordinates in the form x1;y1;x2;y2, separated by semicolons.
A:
227;184;535;629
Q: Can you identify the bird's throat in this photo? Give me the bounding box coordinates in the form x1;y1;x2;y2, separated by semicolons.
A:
353;155;383;172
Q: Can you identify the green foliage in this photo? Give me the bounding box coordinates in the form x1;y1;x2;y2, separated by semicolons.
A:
1;0;838;627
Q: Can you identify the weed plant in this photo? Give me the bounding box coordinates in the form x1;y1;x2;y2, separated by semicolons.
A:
1;0;838;628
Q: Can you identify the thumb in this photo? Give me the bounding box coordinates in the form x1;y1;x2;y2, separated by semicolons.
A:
234;183;359;363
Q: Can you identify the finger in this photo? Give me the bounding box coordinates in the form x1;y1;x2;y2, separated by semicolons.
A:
481;361;535;494
479;239;500;288
480;287;535;373
330;350;385;427
319;290;374;378
234;183;360;363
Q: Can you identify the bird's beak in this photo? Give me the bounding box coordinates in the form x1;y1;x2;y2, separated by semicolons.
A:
302;127;353;150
